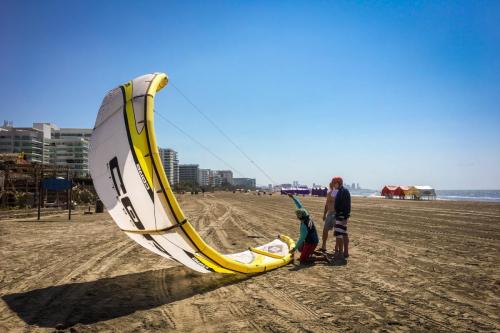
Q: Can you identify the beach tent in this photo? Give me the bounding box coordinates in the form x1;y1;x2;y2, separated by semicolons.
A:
398;186;411;199
281;187;310;195
407;186;436;200
297;186;310;195
382;186;412;199
311;187;327;197
381;186;399;198
89;73;294;274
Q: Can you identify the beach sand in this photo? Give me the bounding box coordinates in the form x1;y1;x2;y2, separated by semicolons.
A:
1;194;499;332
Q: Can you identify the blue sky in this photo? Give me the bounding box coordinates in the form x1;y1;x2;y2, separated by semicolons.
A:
1;0;499;189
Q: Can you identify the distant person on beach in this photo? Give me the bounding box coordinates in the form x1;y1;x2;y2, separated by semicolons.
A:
288;195;328;265
332;177;351;258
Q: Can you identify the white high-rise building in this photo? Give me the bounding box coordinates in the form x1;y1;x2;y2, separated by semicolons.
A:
42;125;92;177
209;170;222;187
159;148;179;186
0;123;46;163
199;169;210;187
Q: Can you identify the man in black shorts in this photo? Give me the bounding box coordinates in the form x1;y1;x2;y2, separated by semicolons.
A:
332;177;351;258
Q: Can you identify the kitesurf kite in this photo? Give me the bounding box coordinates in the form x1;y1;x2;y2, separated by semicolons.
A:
89;73;295;273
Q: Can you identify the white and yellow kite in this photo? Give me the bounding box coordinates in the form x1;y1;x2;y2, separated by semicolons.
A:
89;73;294;274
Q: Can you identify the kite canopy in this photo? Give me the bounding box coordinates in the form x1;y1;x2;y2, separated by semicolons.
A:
89;73;294;274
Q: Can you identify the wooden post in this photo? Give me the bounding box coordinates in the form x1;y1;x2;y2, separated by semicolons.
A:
66;169;69;211
67;169;72;220
37;165;43;221
68;184;72;220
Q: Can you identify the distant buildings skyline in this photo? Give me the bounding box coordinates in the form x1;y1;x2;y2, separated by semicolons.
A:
159;145;255;189
2;121;360;190
0;120;259;187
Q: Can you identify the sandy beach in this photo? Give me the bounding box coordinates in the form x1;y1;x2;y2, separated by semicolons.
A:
1;194;499;332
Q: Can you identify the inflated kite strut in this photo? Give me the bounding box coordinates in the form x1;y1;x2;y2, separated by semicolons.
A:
89;73;295;273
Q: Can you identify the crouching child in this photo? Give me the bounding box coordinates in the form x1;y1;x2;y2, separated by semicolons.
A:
290;208;320;264
288;195;329;265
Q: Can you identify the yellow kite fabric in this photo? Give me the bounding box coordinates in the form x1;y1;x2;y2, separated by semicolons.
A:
89;73;294;274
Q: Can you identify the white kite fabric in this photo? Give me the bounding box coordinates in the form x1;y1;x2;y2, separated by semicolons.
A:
89;73;294;274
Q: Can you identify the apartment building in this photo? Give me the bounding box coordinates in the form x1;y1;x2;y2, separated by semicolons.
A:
198;168;210;187
179;164;199;185
159;148;179;186
233;178;256;189
0;122;92;177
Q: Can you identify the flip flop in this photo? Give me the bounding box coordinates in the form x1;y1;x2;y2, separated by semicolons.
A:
324;254;334;264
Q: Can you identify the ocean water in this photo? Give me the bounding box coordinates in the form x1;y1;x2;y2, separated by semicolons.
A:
350;189;380;197
435;190;500;203
349;189;500;203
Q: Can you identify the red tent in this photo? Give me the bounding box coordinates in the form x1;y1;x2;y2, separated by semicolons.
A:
381;186;399;197
381;185;410;198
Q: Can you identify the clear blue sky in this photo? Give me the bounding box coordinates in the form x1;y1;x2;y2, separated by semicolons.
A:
1;0;499;189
